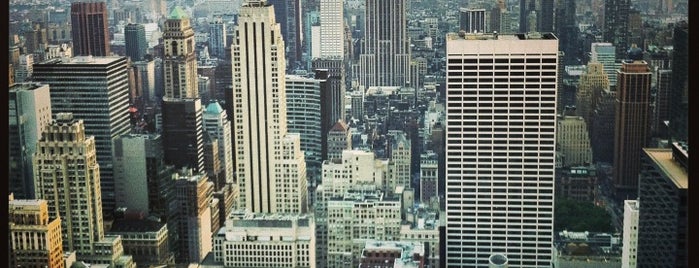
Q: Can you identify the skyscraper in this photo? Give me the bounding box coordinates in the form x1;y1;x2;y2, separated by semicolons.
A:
32;56;131;216
445;32;558;267
172;169;214;263
9;199;64;268
591;43;620;88
125;23;148;61
208;17;227;59
637;144;688;267
231;0;307;214
576;62;610;123
460;8;487;33
71;1;110;56
33;113;105;256
621;200;639;268
9;83;52;200
319;0;344;58
269;0;303;70
613;58;651;196
203;101;234;188
358;0;410;87
669;21;687;142
285;75;322;172
161;7;205;173
603;0;630;57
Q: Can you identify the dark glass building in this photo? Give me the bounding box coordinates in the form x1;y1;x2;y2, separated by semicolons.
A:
71;1;110;56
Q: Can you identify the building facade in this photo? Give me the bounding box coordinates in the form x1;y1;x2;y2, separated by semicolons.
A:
9;83;52;200
622;200;639;268
208;17;227;59
557;115;593;167
203;101;234;188
319;0;344;58
9;199;64;268
173;169;215;263
637;144;688;267
445;32;558;267
71;1;110;56
286;75;323;171
125;23;148;61
459;8;486;33
613;59;651;195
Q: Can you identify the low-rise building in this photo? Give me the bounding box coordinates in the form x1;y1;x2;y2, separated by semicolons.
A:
553;231;622;268
358;240;425;268
107;219;173;267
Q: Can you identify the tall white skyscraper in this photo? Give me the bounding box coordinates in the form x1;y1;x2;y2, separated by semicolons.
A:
445;32;558;267
622;200;639;268
319;0;344;58
231;0;307;213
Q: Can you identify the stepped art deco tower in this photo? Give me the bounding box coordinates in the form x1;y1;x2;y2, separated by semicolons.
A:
231;0;308;214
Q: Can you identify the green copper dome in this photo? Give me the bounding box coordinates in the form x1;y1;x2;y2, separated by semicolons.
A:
169;6;188;19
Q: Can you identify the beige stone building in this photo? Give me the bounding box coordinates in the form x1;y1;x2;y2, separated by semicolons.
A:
557;115;594;167
9;199;64;268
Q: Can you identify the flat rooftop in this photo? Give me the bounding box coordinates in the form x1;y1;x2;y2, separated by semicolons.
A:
644;148;688;189
9;82;48;92
447;32;558;41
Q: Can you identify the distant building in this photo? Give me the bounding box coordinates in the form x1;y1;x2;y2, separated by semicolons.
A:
319;0;344;58
213;211;316;268
400;205;440;267
557;115;593;167
637;144;688;267
459;8;486;33
203;101;234;188
590;43;620;88
326;120;351;163
603;0;630;58
577;62;610;123
387;131;411;191
556;165;598;203
553;231;622;268
71;1;110;56
208;17;227;59
286;75;323;171
358;240;425;268
9;199;64;268
125;23;147;61
107;219;174;267
419;151;438;204
591;88;616;164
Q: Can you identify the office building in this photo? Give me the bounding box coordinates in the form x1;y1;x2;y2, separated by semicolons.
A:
622;200;639;268
9;83;52;200
269;0;302;70
312;62;347;161
637;144;688;267
231;0;307;213
613;58;651;195
107;219;174;267
603;0;630;58
125;23;147;61
208;17;227;59
161;7;205;173
286;75;323;171
14;54;33;82
576;62;610;123
33;113;105;256
172;169;215;263
590;88;616;164
518;0;553;33
32;56;131;216
319;0;344;58
326;120;351;163
358;0;410;87
590;43;620;88
132;60;156;104
445;32;558;267
557;115;593;167
203;101;234;188
71;1;110;56
652;68;672;138
552;231;622;268
112;133;175;219
9;199;64;268
213;211;316;268
669;22;687;141
459;8;486;33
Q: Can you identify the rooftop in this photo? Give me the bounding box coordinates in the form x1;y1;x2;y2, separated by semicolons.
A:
108;219;166;233
643;148;688;189
447;31;558;41
169;6;188;20
9;82;47;92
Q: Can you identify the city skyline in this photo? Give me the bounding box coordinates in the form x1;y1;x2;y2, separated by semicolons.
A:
5;0;691;267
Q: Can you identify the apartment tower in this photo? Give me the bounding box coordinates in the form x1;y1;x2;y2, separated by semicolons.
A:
319;0;344;58
445;32;558;267
231;0;307;213
71;1;110;56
